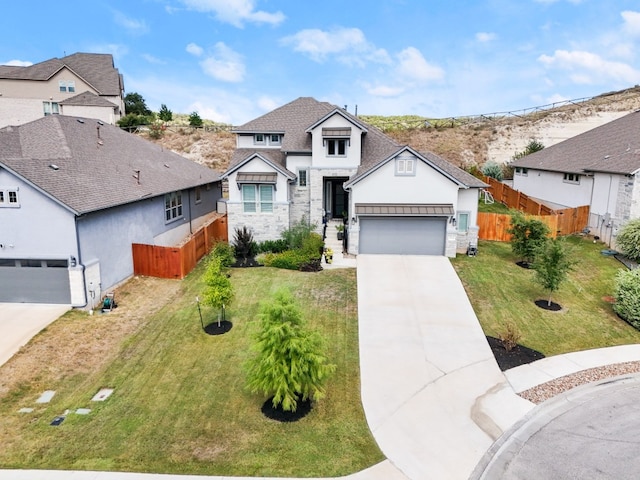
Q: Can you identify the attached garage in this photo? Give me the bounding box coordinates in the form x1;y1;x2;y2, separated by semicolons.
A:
356;204;452;255
0;259;71;304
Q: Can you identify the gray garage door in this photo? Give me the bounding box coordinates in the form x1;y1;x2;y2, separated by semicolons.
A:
0;259;71;304
359;216;447;255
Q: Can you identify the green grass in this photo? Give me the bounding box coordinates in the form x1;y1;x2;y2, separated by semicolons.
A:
452;236;640;356
0;265;382;476
478;199;511;213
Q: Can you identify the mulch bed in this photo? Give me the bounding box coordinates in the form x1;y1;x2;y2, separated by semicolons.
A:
261;396;312;422
204;320;233;335
534;299;562;311
486;336;545;371
515;261;531;269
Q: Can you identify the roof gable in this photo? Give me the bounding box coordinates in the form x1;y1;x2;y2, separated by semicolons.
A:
305;108;368;134
222;151;294;180
0;115;219;214
511;110;640;175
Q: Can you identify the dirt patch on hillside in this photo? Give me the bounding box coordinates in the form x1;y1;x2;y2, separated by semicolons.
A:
0;276;183;399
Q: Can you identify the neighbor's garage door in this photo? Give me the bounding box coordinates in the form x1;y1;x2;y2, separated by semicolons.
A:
0;259;71;304
359;216;446;255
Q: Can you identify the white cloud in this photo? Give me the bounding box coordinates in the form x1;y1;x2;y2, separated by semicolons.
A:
396;47;444;83
280;27;390;66
534;0;584;4
365;84;405;97
178;0;285;27
622;11;640;36
1;59;32;66
113;10;149;35
198;42;245;83
141;54;166;65
186;42;204;57
539;49;640;84
476;32;496;43
257;96;280;112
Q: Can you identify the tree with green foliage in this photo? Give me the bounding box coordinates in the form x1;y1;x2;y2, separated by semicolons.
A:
124;92;152;116
201;254;234;324
613;268;640;329
189;111;203;127
512;139;545;160
615;219;640;262
117;113;153;129
532;238;576;306
245;288;335;412
158;104;173;122
232;226;258;266
508;211;550;266
481;161;504;181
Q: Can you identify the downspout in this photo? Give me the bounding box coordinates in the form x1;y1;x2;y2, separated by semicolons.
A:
187;189;193;235
74;215;88;308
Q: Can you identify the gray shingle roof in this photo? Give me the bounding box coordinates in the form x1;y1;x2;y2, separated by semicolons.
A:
0;115;220;215
59;91;118;108
0;53;123;96
228;97;484;188
511;110;640;175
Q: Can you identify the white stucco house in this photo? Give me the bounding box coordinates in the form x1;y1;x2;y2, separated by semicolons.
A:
511;110;640;239
221;97;487;257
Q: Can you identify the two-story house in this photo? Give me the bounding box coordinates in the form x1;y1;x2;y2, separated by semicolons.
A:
0;52;124;128
222;97;486;257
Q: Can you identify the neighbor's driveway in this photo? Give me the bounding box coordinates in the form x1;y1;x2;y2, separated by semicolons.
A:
0;303;70;367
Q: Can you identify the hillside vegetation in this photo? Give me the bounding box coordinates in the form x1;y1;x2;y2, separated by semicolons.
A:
142;87;640;175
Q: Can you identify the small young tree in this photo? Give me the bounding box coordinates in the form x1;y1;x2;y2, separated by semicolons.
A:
512;139;545;160
508;211;550;266
532;238;576;307
201;255;234;324
189;111;203;127
615;219;640;262
613;269;640;329
158;104;173;122
245;288;335;412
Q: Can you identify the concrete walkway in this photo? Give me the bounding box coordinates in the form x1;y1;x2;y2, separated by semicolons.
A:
2;255;640;479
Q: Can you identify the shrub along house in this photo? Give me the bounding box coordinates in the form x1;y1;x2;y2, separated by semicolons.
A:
0;115;221;305
222;97;486;256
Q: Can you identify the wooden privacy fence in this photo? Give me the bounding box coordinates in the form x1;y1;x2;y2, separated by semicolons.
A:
483;176;557;215
132;215;228;279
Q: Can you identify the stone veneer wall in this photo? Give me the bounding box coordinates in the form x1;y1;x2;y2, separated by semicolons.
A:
226;202;290;242
616;175;637;223
456;226;479;255
309;167;357;235
289;183;311;227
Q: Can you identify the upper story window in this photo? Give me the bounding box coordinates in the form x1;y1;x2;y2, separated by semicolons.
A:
59;80;76;93
254;134;265;145
164;191;183;222
326;139;347;156
563;173;580;184
269;134;281;145
297;169;308;187
43;101;59;116
515;167;528;176
242;184;273;213
395;156;416;176
0;188;20;208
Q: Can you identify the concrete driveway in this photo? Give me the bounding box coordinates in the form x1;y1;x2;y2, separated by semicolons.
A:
0;303;70;366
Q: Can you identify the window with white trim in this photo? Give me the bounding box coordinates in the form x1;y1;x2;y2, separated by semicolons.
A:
457;212;470;232
326;139;347;156
254;134;265;145
269;134;281;145
164;191;183;222
563;173;580;184
59;80;76;93
242;184;274;213
0;188;19;207
297;169;308;187
395;157;416;176
515;167;528;176
43;101;59;115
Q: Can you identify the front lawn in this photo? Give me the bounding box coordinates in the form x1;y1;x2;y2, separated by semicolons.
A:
452;236;640;356
0;264;382;476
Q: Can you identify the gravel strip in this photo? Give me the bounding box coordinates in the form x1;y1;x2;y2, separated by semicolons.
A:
518;361;640;404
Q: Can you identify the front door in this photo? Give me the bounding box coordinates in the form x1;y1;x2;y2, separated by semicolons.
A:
325;178;349;219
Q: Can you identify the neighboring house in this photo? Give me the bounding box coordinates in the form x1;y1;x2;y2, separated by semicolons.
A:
222;97;486;257
0;115;221;305
0;52;124;128
511;110;640;237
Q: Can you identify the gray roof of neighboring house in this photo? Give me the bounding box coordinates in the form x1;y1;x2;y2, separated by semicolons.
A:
510;110;640;175
59;91;118;108
0;53;124;96
0;115;220;215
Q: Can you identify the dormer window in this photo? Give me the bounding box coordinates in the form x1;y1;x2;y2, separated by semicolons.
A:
269;134;281;145
254;134;265;145
326;139;347;156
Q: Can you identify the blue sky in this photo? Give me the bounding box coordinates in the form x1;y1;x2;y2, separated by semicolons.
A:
2;0;640;125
